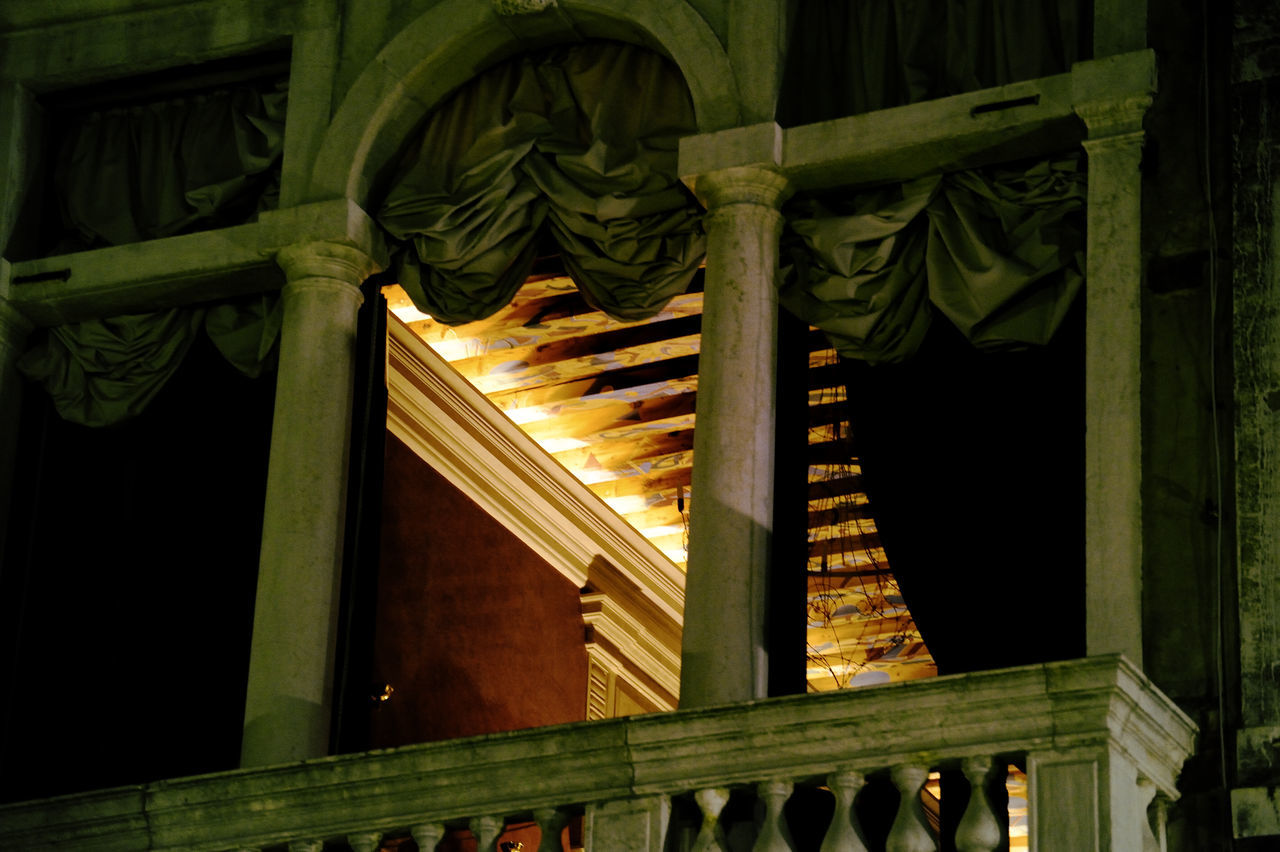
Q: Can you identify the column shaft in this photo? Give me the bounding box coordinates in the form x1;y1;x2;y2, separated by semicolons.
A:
1078;98;1151;666
680;166;790;708
241;241;374;766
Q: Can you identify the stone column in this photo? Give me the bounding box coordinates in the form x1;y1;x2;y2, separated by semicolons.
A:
0;281;34;559
241;241;377;766
680;165;791;708
1075;95;1153;667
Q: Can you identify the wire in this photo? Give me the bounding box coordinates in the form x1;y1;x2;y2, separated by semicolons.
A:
1198;0;1232;837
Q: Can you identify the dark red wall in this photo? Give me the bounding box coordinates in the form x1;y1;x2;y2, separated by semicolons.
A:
370;434;589;747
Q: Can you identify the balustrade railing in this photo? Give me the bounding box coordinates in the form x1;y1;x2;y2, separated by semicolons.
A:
0;655;1194;852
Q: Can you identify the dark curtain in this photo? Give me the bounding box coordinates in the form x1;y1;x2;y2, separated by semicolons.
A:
777;0;1089;126
781;155;1085;364
377;41;705;325
20;85;286;427
55;85;286;251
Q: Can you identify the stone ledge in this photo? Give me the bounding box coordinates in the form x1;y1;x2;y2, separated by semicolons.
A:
2;198;384;326
0;655;1197;852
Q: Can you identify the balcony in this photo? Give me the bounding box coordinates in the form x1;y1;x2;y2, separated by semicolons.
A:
0;655;1194;852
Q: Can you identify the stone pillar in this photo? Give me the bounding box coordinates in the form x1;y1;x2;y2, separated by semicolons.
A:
1074;95;1153;667
680;165;791;708
241;241;377;766
0;281;34;559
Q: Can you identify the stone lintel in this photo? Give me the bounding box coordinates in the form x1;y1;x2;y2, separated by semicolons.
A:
679;121;783;192
784;71;1078;191
4;198;384;327
683;72;1085;197
0;0;305;88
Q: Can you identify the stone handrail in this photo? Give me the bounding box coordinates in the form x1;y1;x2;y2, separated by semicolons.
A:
0;655;1195;851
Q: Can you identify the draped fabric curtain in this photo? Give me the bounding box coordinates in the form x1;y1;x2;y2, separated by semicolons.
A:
376;42;706;325
777;0;1087;126
22;85;286;426
780;156;1086;364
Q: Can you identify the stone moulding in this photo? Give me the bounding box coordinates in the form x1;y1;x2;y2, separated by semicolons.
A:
2;199;385;327
385;313;685;672
679;48;1158;195
0;655;1196;851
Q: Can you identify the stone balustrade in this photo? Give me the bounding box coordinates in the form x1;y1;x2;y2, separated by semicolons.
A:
0;655;1194;851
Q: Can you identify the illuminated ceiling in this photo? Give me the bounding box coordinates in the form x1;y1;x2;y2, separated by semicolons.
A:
385;272;936;690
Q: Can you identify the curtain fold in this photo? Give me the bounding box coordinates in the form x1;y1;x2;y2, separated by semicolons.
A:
25;84;287;426
57;86;287;250
377;41;705;325
781;156;1085;363
20;309;204;427
20;295;282;428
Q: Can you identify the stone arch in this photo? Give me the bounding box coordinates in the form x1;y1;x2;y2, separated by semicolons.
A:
309;0;739;208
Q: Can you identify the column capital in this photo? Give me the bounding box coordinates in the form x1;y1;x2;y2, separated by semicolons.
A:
275;240;381;288
696;165;793;212
1074;94;1153;139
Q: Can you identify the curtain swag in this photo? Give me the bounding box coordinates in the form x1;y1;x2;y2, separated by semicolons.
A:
21;295;283;427
23;84;287;426
376;41;707;325
781;155;1086;364
23;41;1086;425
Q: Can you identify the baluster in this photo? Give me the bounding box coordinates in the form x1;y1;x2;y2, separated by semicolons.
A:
533;806;569;852
821;769;869;852
411;822;446;852
472;814;504;852
692;787;731;852
349;831;383;852
886;764;936;852
955;757;1001;852
753;779;795;852
1136;777;1160;852
1151;791;1170;852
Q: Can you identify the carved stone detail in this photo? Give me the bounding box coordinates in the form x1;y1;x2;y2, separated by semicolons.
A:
1074;94;1154;138
492;0;556;15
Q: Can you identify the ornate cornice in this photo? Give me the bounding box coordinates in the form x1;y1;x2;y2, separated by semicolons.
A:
385;315;686;628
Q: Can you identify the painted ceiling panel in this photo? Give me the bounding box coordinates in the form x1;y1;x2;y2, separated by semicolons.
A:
387;275;937;691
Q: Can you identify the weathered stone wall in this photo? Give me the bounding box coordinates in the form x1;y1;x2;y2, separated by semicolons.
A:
1232;0;1280;805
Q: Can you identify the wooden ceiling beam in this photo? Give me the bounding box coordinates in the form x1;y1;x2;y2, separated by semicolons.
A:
807;474;866;502
523;391;697;441
807;530;884;559
447;314;703;379
807;503;877;529
588;466;692;501
488;353;701;409
551;428;695;470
